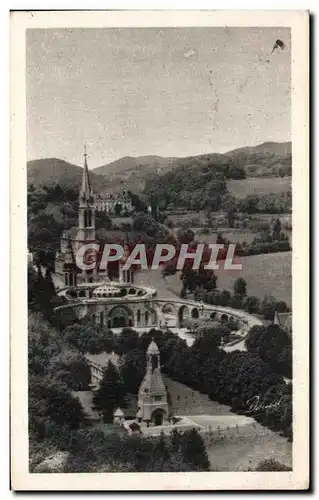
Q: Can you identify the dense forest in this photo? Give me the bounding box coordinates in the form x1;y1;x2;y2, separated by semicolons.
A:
143;151;291;213
144;155;244;212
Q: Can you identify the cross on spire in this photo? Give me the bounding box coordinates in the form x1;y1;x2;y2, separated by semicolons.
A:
80;144;92;201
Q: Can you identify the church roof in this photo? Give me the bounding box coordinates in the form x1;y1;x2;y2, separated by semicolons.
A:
138;371;167;399
129;422;141;431
147;340;160;354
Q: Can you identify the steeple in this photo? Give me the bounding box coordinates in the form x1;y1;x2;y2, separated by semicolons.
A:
75;145;96;267
79;145;93;206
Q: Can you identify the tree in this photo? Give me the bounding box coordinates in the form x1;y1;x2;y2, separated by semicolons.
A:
244;295;261;314
233;277;247;298
181;428;210;471
115;328;139;355
177;228;195;244
181;265;217;294
161;259;177;277
132;213;160;237
255;459;291;471
120;349;146;394
29;376;85;434
64;322;115;354
260;295;277;320
272;217;282;239
92;362;125;423
49;350;91;391
128;191;148;213
114;202;122;216
245;324;292;378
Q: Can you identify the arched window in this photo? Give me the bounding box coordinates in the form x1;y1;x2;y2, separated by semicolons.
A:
137;310;141;324
145;311;149;326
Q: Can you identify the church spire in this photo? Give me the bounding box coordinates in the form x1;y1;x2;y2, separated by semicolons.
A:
80;144;93;203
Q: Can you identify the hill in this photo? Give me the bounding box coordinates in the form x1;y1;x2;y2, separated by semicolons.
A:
225;142;291;177
27;158;109;191
27;141;291;193
93;141;291;179
93;155;177;176
93;141;291;191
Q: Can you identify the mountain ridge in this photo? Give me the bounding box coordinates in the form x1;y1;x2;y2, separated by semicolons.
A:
27;141;292;192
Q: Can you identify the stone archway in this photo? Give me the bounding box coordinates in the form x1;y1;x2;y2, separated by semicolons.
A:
178;305;190;327
191;307;199;319
151;408;166;426
161;303;177;326
107;306;134;329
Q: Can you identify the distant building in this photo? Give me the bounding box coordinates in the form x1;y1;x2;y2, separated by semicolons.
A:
96;190;133;216
85;351;119;389
273;311;292;336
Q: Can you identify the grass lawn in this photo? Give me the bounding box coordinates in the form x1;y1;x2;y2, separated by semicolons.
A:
227;176;291;199
163;375;230;417
204;422;292;471
195;230;258;245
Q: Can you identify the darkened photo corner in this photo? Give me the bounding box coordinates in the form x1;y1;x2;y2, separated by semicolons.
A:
27;27;293;474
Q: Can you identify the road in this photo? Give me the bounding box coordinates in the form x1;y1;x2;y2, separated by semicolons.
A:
134;268;179;301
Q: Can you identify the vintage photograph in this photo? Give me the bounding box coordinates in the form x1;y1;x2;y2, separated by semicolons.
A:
11;10;309;490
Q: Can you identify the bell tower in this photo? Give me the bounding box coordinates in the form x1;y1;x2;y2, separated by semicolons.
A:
137;340;168;426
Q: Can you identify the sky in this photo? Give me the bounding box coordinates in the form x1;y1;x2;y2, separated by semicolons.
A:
26;27;291;168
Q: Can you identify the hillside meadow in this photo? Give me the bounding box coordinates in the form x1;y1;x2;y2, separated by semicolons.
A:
165;251;292;307
215;251;292;306
227;177;292;199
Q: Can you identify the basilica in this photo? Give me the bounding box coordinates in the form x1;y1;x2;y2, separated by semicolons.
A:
54;150;132;288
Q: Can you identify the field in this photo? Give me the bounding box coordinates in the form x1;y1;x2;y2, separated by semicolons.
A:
164;376;292;471
165;251;292;307
227;176;292;199
195;230;258;245
204;423;292;471
215;251;292;306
